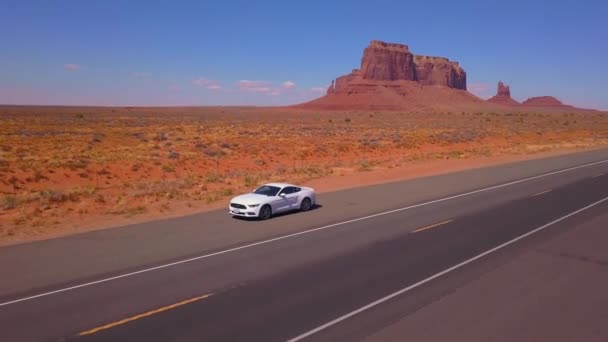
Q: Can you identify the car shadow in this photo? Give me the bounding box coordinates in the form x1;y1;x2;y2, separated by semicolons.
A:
232;204;323;221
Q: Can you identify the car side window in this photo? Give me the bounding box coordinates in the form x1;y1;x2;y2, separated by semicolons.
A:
280;187;294;195
293;187;301;193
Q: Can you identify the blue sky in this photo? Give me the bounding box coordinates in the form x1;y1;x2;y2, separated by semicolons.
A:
1;0;607;109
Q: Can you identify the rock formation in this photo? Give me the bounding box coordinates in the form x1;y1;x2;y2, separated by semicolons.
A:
360;41;416;81
301;40;478;110
414;55;467;89
365;40;467;88
522;96;568;107
297;40;595;111
326;80;335;94
487;81;520;105
325;40;467;94
498;81;510;97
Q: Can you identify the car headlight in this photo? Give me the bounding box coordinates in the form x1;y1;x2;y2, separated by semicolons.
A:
248;204;260;208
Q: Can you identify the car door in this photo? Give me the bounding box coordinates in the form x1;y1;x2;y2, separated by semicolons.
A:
273;187;292;212
286;187;301;209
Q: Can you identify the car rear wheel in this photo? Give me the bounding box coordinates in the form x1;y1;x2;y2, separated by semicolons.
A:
259;205;272;220
300;198;312;212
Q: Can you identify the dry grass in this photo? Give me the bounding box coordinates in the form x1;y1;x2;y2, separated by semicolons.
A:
1;105;608;242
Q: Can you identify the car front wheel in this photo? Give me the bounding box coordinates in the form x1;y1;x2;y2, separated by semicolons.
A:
259;205;272;220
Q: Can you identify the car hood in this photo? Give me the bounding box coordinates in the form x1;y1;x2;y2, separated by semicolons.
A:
231;193;270;205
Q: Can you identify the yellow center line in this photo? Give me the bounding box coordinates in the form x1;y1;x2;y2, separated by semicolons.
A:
412;220;453;233
531;189;552;197
78;293;214;336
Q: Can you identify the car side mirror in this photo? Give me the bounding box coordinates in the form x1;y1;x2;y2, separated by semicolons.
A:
279;193;286;197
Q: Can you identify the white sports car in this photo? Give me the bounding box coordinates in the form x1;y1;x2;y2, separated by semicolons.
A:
229;183;316;219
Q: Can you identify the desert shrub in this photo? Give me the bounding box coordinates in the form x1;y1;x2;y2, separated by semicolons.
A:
70;186;97;197
2;195;17;210
162;164;175;173
205;192;221;204
203;147;226;159
274;165;288;174
64;158;89;170
154;132;169;141
7;176;20;186
132;132;147;142
38;189;70;204
184;174;197;188
358;160;373;172
91;133;104;143
243;175;258;187
32;170;48;181
296;165;330;178
131;163;143;172
109;205;147;217
168;151;180;159
204;172;222;183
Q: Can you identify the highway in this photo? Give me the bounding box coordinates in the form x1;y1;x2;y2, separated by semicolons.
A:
1;148;608;341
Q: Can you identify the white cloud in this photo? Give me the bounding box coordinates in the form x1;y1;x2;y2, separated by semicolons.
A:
237;80;274;93
192;78;223;91
64;64;81;71
282;81;296;89
310;86;326;93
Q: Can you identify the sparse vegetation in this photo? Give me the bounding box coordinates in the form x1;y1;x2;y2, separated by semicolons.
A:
2;195;17;210
1;105;607;243
358;160;373;172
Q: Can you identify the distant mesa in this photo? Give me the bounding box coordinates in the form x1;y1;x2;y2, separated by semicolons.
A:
297;39;594;111
332;40;467;91
486;82;579;110
299;40;480;110
522;96;570;107
487;81;520;106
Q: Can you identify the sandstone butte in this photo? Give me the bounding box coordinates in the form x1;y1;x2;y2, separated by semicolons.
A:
487;82;579;109
299;40;486;111
488;81;520;106
298;40;593;112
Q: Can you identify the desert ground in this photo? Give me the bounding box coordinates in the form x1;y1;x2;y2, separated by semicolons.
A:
1;105;607;245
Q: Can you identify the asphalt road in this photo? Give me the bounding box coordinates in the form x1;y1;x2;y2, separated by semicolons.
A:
1;148;608;341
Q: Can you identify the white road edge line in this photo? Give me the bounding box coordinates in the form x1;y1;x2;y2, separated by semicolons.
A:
286;195;608;342
1;158;607;308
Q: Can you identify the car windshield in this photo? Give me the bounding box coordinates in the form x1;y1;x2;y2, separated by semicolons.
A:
254;185;281;196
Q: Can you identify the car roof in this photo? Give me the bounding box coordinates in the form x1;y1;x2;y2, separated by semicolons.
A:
263;182;295;188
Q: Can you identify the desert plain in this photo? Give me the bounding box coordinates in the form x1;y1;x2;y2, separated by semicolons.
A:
1;104;607;245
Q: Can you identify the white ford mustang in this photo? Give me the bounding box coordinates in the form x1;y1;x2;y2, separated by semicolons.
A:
229;183;316;219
